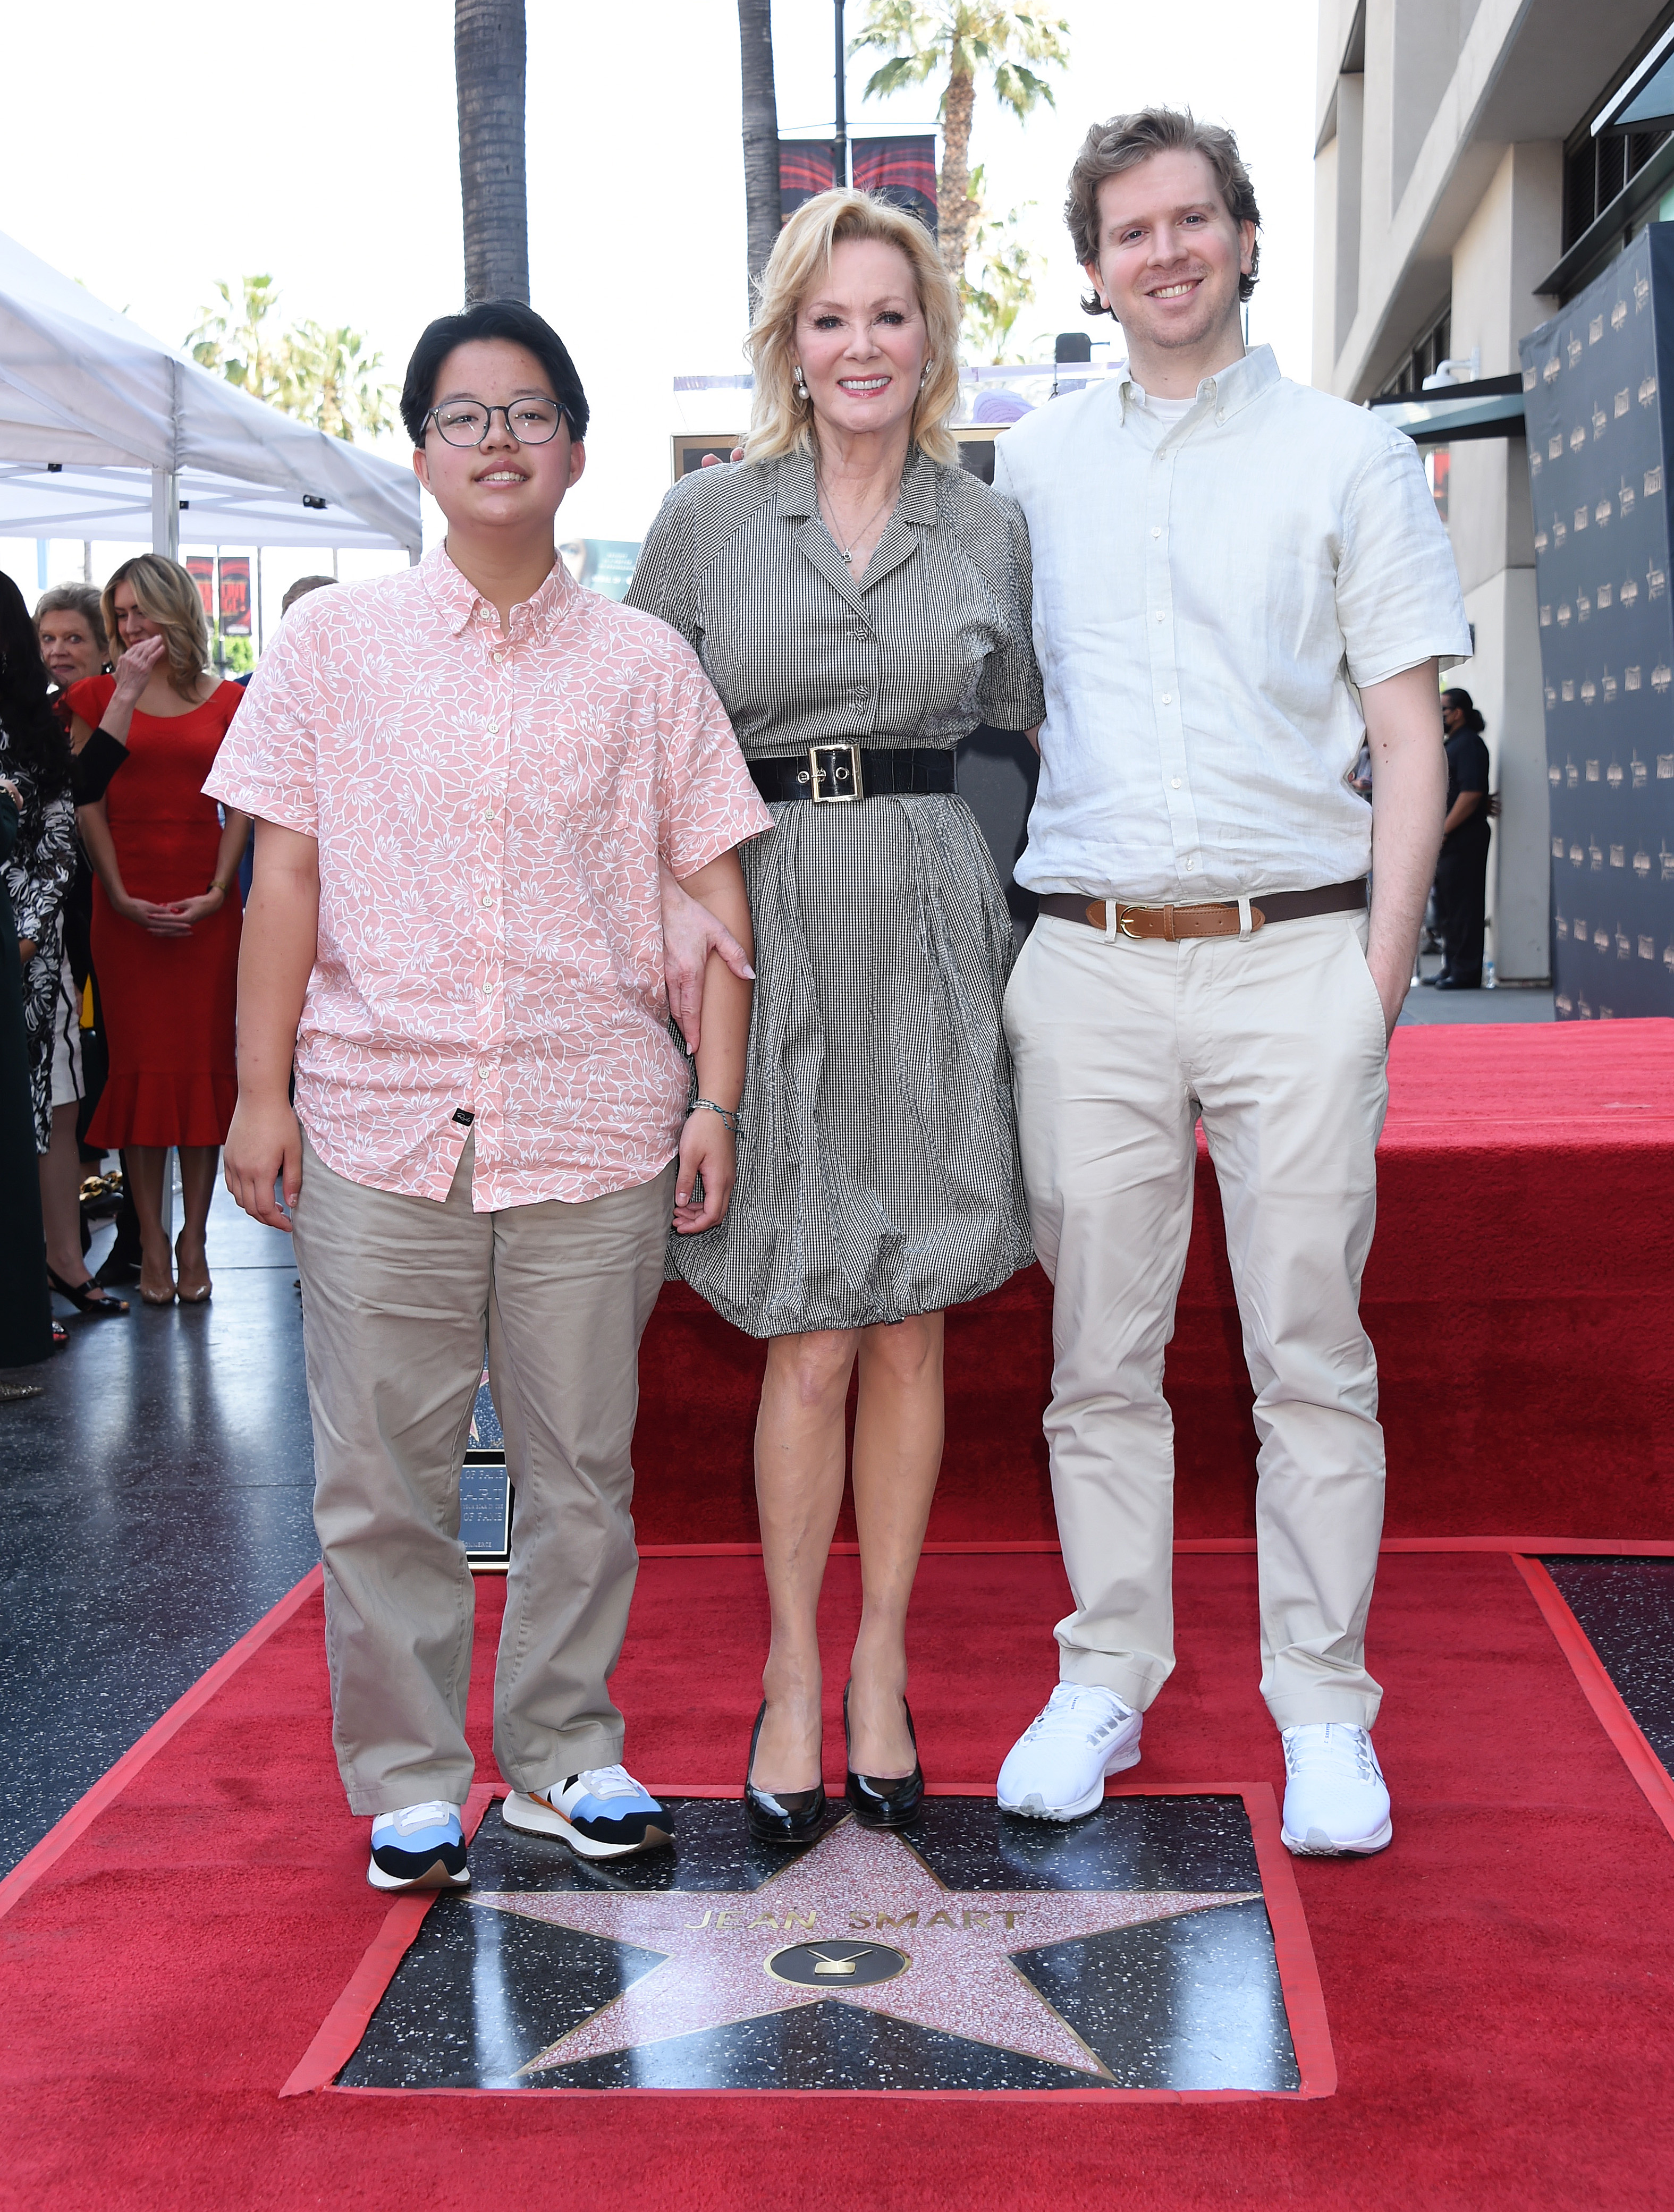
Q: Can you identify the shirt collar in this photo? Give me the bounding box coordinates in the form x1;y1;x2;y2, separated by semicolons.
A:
775;444;935;523
419;538;578;641
1115;342;1279;425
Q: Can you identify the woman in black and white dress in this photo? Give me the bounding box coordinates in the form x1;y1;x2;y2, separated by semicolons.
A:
630;190;1043;1838
0;574;124;1320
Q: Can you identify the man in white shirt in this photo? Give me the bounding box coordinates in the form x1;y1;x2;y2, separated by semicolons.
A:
992;107;1470;1855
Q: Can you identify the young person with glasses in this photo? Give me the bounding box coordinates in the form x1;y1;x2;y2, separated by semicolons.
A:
210;301;771;1892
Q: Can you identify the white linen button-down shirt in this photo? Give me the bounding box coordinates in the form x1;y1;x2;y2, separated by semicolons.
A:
994;345;1471;902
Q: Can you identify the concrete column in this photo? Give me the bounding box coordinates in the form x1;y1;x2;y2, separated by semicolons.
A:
1443;141;1565;980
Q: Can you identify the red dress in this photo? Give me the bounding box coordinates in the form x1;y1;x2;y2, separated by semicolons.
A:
67;675;244;1148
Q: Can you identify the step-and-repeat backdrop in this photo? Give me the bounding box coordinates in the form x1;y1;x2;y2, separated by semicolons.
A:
1522;224;1674;1019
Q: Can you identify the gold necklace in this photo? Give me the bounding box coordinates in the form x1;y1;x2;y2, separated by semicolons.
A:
816;467;903;564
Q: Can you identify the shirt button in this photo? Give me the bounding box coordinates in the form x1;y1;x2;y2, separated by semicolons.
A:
1171;777;1182;790
480;891;494;908
1185;855;1198;871
1151;527;1161;539
1156;612;1166;623
1161;692;1173;705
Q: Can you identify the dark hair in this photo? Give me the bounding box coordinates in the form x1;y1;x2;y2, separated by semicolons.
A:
1067;106;1262;317
281;574;336;614
1442;688;1486;734
400;301;589;446
0;569;71;801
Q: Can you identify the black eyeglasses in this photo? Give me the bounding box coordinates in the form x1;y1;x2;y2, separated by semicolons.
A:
424;398;574;447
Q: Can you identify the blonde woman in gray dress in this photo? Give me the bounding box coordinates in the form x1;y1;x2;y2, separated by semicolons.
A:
630;190;1043;1841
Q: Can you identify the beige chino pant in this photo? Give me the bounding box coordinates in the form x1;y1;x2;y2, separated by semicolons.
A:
1004;910;1391;1730
290;1131;677;1813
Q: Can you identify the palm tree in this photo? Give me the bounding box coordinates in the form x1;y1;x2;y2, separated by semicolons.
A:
738;0;782;315
851;2;1069;279
189;282;398;444
187;276;289;407
285;325;400;444
455;0;530;305
960;165;1042;361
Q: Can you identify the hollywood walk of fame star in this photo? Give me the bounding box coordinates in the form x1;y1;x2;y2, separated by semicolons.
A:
468;1814;1258;2079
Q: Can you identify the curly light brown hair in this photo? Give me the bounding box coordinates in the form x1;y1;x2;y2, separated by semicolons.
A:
100;555;210;701
1067;107;1261;317
745;189;962;467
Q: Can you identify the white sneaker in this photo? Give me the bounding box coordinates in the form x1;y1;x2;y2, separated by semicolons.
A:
1280;1724;1392;1856
502;1765;674;1859
368;1800;469;1891
996;1684;1143;1820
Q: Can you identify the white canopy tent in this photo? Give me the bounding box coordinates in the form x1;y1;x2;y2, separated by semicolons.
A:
0;230;421;560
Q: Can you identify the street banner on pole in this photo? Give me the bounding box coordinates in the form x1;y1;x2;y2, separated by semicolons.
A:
852;137;938;235
779;141;838;221
218;556;251;637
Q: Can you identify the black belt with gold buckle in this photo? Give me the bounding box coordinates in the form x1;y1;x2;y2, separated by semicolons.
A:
749;744;957;805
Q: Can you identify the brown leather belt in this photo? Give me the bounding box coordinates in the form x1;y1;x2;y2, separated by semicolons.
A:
1037;879;1367;940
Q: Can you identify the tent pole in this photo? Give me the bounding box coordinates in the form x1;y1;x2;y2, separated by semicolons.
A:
149;468;179;561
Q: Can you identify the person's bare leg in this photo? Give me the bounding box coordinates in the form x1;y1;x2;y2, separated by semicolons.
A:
39;1104;91;1284
125;1144;174;1301
174;1145;219;1299
846;1313;945;1777
751;1328;859;1792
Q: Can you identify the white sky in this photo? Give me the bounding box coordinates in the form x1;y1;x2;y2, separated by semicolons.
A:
0;0;1318;608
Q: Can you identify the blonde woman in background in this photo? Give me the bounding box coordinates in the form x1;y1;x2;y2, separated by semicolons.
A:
65;556;248;1306
629;190;1044;1840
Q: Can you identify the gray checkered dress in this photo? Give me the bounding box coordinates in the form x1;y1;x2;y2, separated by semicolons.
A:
625;447;1044;1337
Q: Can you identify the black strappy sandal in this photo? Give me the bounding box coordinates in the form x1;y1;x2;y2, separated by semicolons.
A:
46;1267;130;1317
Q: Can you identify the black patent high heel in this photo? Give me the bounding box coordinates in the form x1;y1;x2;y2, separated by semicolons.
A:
744;1701;827;1844
843;1683;925;1829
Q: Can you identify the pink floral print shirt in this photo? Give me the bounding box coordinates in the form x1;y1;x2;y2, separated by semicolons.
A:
205;544;772;1208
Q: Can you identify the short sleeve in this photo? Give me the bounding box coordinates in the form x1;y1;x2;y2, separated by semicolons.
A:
1457;733;1490;793
649;638;774;879
63;675;114;730
1336;434;1473;688
975;491;1047;732
624;483;701;652
200;616;319;835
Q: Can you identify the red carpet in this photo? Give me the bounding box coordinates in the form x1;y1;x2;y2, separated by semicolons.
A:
634;1021;1674;1544
4;1548;1673;2208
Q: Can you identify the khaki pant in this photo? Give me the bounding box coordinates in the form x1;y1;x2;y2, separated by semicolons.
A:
1003;910;1390;1729
291;1132;677;1813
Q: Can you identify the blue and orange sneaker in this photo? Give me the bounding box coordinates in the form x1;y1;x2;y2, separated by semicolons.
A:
503;1766;674;1860
368;1801;470;1891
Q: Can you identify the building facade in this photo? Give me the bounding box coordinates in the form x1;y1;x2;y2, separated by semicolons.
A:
1313;0;1674;981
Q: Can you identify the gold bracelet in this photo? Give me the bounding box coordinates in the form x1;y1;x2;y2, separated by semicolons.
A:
209;878;231;896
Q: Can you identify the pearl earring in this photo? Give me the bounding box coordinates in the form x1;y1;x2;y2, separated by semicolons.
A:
793;364;809;401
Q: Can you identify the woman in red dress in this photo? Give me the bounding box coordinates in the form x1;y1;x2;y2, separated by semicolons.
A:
67;556;250;1306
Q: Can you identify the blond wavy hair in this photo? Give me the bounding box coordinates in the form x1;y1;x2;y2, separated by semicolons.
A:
745;190;962;467
100;555;210;702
